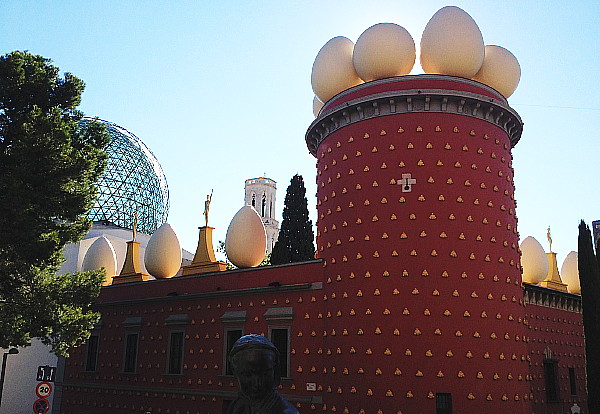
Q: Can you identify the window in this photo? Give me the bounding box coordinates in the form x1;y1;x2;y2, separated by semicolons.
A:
84;335;99;371
544;360;559;402
123;333;139;373
220;311;247;376
224;328;243;375
261;194;266;217
167;331;184;374
251;193;256;208
264;308;293;378
435;393;452;414
269;327;290;378
569;367;577;396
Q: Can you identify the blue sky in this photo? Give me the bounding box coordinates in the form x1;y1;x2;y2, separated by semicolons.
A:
1;0;599;265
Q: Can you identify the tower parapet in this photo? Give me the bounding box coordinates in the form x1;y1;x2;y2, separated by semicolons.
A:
245;177;280;253
307;75;522;156
307;75;529;413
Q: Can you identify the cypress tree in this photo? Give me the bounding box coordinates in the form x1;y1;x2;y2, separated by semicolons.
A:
270;174;315;265
577;220;600;413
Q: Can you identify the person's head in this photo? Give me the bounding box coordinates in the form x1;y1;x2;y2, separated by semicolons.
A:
229;334;281;400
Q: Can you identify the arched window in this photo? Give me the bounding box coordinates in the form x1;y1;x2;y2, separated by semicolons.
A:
251;193;256;208
261;194;266;217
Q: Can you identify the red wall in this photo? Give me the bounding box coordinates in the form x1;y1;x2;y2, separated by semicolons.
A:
314;77;530;413
527;300;587;413
60;261;327;414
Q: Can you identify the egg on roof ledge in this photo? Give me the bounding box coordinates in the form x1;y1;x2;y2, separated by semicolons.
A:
561;251;580;294
82;236;117;286
145;223;182;279
472;45;521;98
225;206;267;268
420;6;484;78
353;23;415;82
311;36;363;104
310;6;521;116
520;236;548;284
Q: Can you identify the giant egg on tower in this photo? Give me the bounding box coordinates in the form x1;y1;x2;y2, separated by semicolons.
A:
420;6;485;77
352;23;415;81
311;36;363;103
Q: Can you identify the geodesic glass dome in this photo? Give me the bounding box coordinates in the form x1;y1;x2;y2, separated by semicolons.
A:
80;118;169;234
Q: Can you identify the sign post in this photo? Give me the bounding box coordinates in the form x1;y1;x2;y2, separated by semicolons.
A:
35;366;56;383
35;382;52;399
33;369;54;414
32;398;50;414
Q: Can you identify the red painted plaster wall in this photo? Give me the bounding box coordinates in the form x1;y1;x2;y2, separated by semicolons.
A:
314;78;530;414
527;302;586;414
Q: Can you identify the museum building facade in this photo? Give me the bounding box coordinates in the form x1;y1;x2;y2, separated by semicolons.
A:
60;76;588;414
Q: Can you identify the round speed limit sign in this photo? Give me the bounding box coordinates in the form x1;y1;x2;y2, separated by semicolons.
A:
35;382;52;398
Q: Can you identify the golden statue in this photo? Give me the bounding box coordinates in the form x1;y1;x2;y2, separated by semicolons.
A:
203;190;213;227
132;212;138;241
547;226;552;252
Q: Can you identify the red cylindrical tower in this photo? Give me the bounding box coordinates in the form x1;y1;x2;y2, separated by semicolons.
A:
306;75;530;414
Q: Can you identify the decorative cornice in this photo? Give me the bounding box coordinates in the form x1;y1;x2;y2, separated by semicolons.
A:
94;282;322;307
305;76;523;157
60;382;322;403
523;282;582;313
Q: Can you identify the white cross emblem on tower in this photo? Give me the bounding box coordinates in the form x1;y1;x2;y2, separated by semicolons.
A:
398;173;416;192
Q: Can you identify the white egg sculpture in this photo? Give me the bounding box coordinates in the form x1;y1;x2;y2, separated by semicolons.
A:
472;45;521;98
225;206;266;268
561;251;580;294
520;236;548;284
144;223;182;279
313;96;324;117
311;36;364;103
353;23;416;82
420;6;485;78
82;236;117;286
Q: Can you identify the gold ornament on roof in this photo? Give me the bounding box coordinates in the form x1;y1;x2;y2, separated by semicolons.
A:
203;190;213;227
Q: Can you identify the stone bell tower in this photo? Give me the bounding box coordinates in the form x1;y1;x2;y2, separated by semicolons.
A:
244;176;280;253
306;75;530;414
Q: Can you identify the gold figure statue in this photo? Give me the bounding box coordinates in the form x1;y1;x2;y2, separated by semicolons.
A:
204;190;213;227
547;226;552;252
132;212;138;241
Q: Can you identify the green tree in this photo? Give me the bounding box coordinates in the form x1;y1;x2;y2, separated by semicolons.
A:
0;51;110;356
271;174;315;265
577;220;600;412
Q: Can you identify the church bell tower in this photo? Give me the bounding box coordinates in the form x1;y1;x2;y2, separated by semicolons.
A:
244;176;280;253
